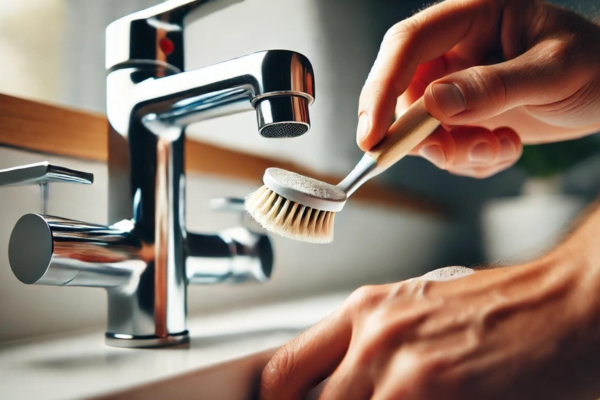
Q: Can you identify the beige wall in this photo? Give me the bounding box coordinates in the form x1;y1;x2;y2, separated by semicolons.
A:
0;0;65;104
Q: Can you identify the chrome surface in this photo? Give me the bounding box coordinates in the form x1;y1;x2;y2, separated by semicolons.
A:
0;162;94;215
105;331;190;348
105;0;244;71
9;215;142;288
212;196;268;235
337;154;379;197
186;228;273;284
0;162;94;186
210;197;246;213
8;0;315;347
255;96;311;138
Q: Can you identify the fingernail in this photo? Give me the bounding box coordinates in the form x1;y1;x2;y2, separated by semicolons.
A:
469;142;494;164
498;137;516;162
419;145;446;167
357;114;370;143
431;83;466;117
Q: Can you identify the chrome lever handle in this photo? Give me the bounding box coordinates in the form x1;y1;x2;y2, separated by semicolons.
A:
186;228;272;284
185;197;273;284
9;214;140;287
210;197;245;213
0;162;93;187
211;197;266;233
0;161;94;214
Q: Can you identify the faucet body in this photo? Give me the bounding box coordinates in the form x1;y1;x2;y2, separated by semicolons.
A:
7;0;315;347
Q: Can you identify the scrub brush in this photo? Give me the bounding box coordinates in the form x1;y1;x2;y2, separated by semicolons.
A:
245;97;440;243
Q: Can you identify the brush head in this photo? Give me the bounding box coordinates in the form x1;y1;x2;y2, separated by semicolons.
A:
262;168;347;211
245;168;347;244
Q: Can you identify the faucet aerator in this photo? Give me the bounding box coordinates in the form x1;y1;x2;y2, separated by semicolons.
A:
255;96;311;138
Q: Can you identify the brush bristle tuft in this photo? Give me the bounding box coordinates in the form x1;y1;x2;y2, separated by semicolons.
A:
245;186;335;244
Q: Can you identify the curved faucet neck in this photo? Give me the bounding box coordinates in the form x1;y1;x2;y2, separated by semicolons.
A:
105;0;244;72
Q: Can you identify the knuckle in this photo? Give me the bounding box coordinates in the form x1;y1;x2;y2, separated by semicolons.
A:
465;126;498;143
386;354;459;399
493;126;519;141
385;351;436;395
398;354;446;392
358;79;387;108
383;18;420;45
543;39;572;67
539;36;594;82
345;285;380;313
352;328;392;367
260;346;295;392
493;128;523;156
464;66;507;113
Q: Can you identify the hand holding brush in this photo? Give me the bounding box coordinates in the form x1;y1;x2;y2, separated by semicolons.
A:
245;96;440;243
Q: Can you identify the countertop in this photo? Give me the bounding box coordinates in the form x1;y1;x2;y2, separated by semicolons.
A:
0;293;348;400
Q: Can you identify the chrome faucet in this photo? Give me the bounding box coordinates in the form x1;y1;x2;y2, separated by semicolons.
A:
6;0;315;348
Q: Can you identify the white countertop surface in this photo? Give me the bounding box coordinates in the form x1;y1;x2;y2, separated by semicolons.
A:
0;293;348;400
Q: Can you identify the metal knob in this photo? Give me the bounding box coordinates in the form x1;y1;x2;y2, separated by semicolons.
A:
9;214;141;288
0;162;93;186
185;197;273;284
0;162;94;214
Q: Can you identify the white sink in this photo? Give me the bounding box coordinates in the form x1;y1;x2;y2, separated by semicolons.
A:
0;293;347;400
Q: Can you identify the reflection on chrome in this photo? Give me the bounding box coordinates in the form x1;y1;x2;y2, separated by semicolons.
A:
7;0;315;348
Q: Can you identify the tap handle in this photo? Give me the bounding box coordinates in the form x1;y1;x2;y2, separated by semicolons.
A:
211;197;265;232
186;197;273;284
0;162;93;187
9;214;139;287
106;0;244;71
186;227;273;284
210;197;245;213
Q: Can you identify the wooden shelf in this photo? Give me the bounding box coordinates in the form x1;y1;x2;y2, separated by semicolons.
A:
0;93;444;216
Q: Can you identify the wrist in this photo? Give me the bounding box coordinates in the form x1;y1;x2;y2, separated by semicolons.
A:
551;203;600;316
531;230;600;370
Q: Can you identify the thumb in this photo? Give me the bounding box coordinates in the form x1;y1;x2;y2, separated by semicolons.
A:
424;40;593;125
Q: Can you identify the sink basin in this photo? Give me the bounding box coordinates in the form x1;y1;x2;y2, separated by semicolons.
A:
0;293;347;400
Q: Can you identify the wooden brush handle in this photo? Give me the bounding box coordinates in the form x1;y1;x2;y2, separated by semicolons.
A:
366;97;440;171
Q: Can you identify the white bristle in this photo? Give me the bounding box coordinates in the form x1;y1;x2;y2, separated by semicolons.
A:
245;186;335;244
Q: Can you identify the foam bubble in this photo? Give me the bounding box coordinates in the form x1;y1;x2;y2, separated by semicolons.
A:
266;168;346;201
419;266;474;282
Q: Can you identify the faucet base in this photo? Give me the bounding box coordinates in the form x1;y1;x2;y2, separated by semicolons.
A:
105;331;190;348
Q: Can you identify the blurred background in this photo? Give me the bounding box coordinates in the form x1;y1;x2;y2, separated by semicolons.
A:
1;0;600;340
2;0;600;263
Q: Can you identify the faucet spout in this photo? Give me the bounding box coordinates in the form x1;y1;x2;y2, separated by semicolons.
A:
107;50;315;139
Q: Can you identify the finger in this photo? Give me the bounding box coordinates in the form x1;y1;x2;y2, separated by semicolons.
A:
452;162;514;179
370;352;424;400
399;51;478;109
424;38;597;126
409;125;457;169
318;357;373;400
411;126;521;178
447;126;521;178
357;0;505;151
260;309;352;400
